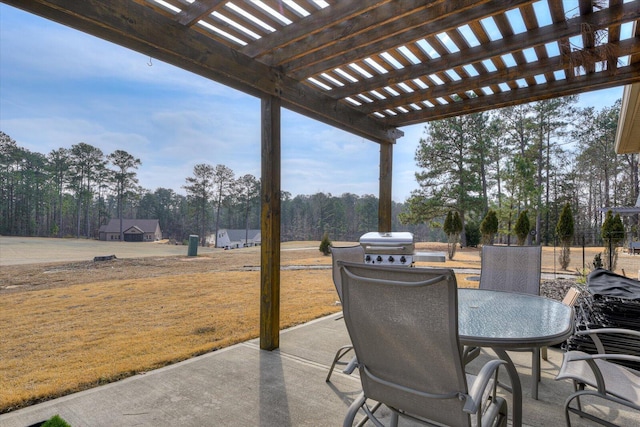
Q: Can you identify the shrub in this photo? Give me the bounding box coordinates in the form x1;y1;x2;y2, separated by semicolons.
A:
592;253;603;269
556;203;574;270
602;210;624;270
444;211;463;259
514;210;530;246
42;415;71;427
465;221;480;248
319;232;331;256
480;209;498;246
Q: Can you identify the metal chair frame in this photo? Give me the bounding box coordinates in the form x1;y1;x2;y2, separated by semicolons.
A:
340;262;509;427
556;328;640;427
325;245;364;382
467;245;543;399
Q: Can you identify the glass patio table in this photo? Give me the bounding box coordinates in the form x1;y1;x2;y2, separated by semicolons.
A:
458;288;575;427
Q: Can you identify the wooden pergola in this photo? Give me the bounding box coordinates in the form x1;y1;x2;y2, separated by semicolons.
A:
5;0;640;349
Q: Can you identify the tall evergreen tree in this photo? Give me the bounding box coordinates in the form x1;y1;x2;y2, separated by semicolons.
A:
48;148;71;236
403;113;485;246
107;150;141;241
0;133;21;234
212;164;235;247
574;103;620;213
530;97;576;244
234;174;260;246
69;142;105;238
183;163;215;246
495;105;537;237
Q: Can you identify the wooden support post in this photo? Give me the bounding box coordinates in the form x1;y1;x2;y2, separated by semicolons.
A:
378;142;393;232
260;95;281;350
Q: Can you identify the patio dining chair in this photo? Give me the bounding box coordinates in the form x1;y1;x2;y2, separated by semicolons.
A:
555;328;640;426
478;245;542;295
340;262;509;427
325;245;364;382
463;245;543;399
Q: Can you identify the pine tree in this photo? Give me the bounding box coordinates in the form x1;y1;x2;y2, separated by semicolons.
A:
107;150;141;242
444;211;463;259
556;203;574;270
480;209;499;246
602;210;624;270
514;210;530;246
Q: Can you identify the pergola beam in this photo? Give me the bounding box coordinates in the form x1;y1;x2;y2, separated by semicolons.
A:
176;0;226;27
284;0;533;78
355;39;640;115
329;2;640;100
241;0;396;58
385;62;640;126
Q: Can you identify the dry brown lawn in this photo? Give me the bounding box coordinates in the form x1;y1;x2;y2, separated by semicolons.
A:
1;239;637;413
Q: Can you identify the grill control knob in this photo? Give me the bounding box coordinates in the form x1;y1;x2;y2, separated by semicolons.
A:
400;256;407;264
365;255;371;263
388;256;394;263
376;255;382;263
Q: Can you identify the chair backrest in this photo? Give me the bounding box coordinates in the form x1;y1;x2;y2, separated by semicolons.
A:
330;245;364;301
480;245;542;295
339;262;470;427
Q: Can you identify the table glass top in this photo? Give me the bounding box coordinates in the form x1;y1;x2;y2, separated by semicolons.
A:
458;288;574;348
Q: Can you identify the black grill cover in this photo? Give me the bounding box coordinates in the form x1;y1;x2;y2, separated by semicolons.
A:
587;268;640;299
565;269;640;370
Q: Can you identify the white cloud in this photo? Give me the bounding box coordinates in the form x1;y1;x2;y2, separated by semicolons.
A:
0;5;240;98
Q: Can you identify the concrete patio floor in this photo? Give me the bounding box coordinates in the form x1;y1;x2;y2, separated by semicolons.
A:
2;313;639;427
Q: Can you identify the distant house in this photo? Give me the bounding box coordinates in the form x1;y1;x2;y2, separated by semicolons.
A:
213;229;261;249
98;219;162;242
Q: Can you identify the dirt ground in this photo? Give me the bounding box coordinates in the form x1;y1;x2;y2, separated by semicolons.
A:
0;237;328;294
1;237;637;295
0;239;477;295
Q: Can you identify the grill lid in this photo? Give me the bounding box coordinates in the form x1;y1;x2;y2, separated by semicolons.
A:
359;232;415;254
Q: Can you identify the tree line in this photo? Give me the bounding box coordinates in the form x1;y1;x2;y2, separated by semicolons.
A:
2;96;638;247
0;132;435;244
400;96;639;249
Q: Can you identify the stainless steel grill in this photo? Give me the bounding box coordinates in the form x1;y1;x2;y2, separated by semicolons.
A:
359;232;415;266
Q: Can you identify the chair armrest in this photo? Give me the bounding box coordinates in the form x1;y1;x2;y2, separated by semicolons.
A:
575;328;640;337
575;328;640;354
464;359;507;414
558;351;640;394
566;352;640;365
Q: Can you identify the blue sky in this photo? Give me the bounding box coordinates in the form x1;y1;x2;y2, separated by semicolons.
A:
0;4;625;202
